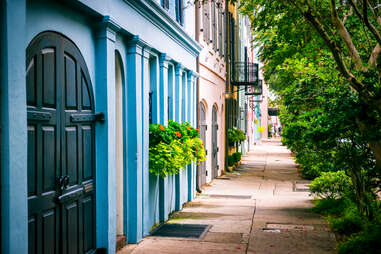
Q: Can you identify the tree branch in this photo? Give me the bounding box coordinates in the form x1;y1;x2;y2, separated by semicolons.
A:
366;0;381;27
300;5;378;107
303;8;351;79
363;0;381;45
289;0;380;110
368;43;381;66
343;6;353;24
331;0;364;70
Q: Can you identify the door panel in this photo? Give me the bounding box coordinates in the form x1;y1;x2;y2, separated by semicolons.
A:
28;125;37;196
65;127;78;185
212;106;218;179
82;196;95;252
27;32;96;254
198;102;207;187
42;209;57;254
42;49;56;108
82;126;93;180
28;216;37;254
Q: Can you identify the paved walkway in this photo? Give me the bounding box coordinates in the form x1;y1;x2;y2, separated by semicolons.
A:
119;140;336;254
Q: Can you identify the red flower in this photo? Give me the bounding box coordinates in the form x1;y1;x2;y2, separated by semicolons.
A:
175;131;181;137
186;126;191;130
159;125;165;131
196;128;200;132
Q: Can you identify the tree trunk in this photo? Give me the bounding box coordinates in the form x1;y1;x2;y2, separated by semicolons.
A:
356;118;381;169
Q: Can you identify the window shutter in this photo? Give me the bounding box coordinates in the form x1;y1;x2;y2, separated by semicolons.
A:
202;3;208;42
230;14;235;62
222;11;225;57
211;1;217;50
218;6;223;56
203;2;210;43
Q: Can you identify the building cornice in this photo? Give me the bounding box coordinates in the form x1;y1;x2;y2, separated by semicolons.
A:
123;0;202;57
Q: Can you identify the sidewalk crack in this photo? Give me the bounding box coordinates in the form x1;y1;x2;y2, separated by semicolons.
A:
245;199;257;254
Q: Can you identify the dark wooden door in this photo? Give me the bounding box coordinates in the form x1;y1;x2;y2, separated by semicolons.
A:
212;105;218;179
27;32;96;254
198;102;207;187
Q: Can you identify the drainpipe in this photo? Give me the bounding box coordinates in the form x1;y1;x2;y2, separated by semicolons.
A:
195;1;202;193
224;0;229;170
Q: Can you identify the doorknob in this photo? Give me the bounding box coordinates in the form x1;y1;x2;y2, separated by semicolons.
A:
57;175;70;191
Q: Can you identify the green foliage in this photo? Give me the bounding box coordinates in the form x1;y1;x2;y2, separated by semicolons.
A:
338;221;381;254
227;155;235;167
312;197;381;253
232;152;242;163
228;127;246;147
328;205;364;236
311;198;350;217
240;0;381;250
149;121;206;178
268;123;272;137
310;171;353;199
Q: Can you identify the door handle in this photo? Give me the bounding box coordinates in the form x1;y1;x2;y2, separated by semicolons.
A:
57;175;70;191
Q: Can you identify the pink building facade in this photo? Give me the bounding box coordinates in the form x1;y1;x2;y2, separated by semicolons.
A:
196;1;226;187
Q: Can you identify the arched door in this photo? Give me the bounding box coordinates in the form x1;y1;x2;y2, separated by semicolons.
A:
198;102;207;187
212;105;218;179
27;32;96;254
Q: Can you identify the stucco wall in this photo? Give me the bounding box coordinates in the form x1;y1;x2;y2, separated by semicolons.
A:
197;1;226;183
199;65;226;182
78;0;199;72
4;0;200;253
26;1;97;90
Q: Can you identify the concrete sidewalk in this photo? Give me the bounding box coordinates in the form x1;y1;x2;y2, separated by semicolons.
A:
119;140;336;254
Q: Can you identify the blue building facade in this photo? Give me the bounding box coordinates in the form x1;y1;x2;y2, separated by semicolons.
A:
0;0;201;253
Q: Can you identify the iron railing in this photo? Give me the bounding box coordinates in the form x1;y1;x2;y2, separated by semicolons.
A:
231;62;259;86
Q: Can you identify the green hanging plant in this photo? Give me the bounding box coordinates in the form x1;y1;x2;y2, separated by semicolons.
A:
228;127;246;147
149;121;206;178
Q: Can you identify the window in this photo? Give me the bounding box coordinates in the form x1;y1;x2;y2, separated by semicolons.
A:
161;0;169;10
175;0;184;25
168;65;174;120
149;56;157;124
149;91;153;124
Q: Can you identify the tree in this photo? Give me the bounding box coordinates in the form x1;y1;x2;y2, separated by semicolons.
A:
241;0;381;168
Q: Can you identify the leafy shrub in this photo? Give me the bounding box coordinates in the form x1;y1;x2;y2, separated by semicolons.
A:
311;198;350;216
232;152;242;163
228;128;246;147
268;123;273;137
149;121;206;178
310;171;353;199
312;198;381;254
338;222;381;254
227;155;235;167
328;205;364;236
